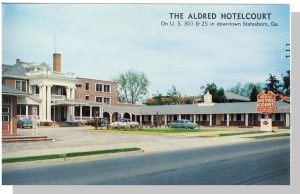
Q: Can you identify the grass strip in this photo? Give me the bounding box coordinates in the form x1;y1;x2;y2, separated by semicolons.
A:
89;128;228;134
2;147;141;164
219;131;265;137
252;133;290;139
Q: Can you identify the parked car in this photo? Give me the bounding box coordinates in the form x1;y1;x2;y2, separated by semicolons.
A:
167;119;197;129
110;118;139;128
17;118;33;128
91;117;110;126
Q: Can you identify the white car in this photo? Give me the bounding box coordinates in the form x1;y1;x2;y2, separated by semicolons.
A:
110;118;139;128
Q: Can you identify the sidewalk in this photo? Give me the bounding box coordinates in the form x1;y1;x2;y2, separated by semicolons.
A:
2;126;290;159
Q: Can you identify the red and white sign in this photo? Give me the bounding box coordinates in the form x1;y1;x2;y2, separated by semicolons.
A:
256;91;276;113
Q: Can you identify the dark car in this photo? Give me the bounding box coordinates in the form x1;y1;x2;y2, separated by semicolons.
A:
92;117;110;126
167;119;197;129
17;118;33;128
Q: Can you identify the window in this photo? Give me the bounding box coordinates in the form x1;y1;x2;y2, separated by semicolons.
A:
104;97;111;105
17;105;26;115
2;107;9;114
95;84;102;92
275;113;281;121
85;95;90;100
16;80;27;92
224;114;227;121
203;114;207;121
96;96;103;103
236;114;242;121
85;82;90;91
104;85;111;93
2;97;12;104
2;115;9;122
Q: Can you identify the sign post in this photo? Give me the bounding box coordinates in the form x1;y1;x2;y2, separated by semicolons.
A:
256;91;276;132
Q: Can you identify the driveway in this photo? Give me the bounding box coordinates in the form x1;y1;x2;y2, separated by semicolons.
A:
2;126;289;159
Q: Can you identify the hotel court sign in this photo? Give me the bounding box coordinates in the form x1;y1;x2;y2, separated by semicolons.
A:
256;91;277;113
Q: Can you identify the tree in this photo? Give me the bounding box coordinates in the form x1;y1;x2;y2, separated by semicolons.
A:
200;83;227;103
281;70;290;96
249;86;259;102
227;82;263;97
184;97;193;104
114;70;150;104
166;86;181;105
264;74;281;94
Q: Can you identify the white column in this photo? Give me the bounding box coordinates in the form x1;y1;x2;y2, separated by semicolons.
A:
120;113;124;118
193;114;196;124
164;115;167;126
99;106;103;118
226;114;230;126
41;85;47;121
66;87;71;100
46;85;52;121
110;113;113;123
25;105;29;118
80;105;83;122
139;115;142;125
285;113;290;127
151;115;154;125
178;114;181;120
90;106;93;120
245;114;249;127
28;85;32;94
209;114;212;126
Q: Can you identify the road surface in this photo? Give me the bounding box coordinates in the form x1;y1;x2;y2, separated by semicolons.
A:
2;138;290;185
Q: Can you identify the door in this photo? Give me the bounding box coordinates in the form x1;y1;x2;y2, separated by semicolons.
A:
2;106;11;135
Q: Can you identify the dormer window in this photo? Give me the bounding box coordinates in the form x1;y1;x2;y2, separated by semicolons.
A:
16;80;27;92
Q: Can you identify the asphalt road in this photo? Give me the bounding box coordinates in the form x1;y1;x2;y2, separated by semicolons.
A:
2;138;290;185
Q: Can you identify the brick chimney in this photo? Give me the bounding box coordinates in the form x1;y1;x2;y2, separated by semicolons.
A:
16;59;21;65
53;53;61;72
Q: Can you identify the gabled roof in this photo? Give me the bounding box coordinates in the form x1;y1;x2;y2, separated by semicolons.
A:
2;85;27;96
2;64;28;79
225;92;250;102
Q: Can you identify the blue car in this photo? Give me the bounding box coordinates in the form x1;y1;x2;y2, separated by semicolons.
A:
168;119;197;129
17;118;33;128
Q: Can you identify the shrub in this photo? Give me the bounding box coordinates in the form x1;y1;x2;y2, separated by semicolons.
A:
40;122;51;126
85;120;94;125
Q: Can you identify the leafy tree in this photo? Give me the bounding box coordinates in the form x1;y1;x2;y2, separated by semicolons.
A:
281;70;290;96
264;74;281;94
227;82;263;97
184;97;193;104
167;86;181;105
114;70;150;104
200;83;227;103
249;86;259;102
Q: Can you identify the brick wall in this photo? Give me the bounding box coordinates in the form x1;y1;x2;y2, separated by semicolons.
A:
75;77;118;105
2;77;29;92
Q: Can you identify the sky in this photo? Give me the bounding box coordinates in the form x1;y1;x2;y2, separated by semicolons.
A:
2;4;290;97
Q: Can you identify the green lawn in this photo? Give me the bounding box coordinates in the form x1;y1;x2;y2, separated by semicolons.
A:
219;131;265;136
252;133;290;139
90;128;228;133
2;148;141;164
142;128;219;133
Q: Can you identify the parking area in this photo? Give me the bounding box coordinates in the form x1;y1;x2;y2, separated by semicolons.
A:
2;126;289;159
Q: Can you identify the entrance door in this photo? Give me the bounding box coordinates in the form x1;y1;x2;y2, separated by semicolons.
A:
216;114;221;125
2;106;11;135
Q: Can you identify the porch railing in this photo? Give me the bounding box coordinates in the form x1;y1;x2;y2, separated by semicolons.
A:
51;94;66;101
